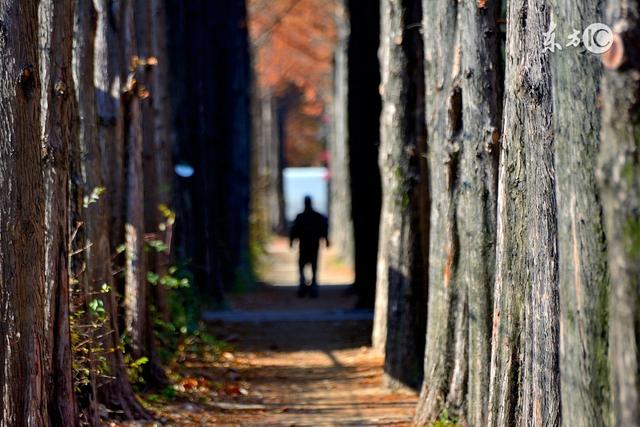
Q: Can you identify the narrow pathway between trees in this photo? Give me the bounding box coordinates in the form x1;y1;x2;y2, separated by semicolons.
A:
142;238;417;426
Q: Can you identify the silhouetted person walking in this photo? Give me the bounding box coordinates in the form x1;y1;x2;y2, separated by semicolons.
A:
290;196;329;298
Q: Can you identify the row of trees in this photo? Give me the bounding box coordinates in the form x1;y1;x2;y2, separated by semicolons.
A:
0;0;252;424
0;0;168;423
371;0;640;425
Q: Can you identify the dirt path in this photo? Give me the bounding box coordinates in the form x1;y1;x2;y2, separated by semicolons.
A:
197;321;418;426
139;238;418;426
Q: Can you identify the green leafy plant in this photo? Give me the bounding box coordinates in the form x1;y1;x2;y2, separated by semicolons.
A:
124;354;149;385
146;266;190;288
82;186;106;208
431;409;460;427
69;282;113;392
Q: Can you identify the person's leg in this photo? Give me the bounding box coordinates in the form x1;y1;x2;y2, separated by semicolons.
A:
297;256;308;297
309;251;319;298
311;256;318;285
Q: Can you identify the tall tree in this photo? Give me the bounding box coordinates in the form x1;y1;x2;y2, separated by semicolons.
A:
373;0;426;390
0;0;48;424
39;0;78;423
120;0;149;367
416;0;466;417
414;0;501;422
166;0;253;302
133;0;166;385
347;0;382;308
74;0;149;418
486;0;560;424
328;0;354;267
457;0;501;424
598;1;640;425
552;0;610;425
149;0;173;322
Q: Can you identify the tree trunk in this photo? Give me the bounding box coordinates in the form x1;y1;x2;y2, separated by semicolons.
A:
487;0;560;424
597;2;640;425
165;0;253;303
0;1;48;424
329;1;354;267
133;0;167;387
416;0;466;421
96;0;127;252
552;0;611;425
39;0;78;424
347;0;382;309
373;0;426;391
74;0;150;419
121;0;148;365
414;0;501;422
458;0;501;424
149;0;173;323
254;88;280;237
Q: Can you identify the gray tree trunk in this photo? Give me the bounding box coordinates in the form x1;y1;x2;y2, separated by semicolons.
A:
0;1;48;424
415;0;501;422
39;0;78;424
552;0;611;425
329;1;354;268
415;0;467;419
487;0;560;424
373;0;426;391
597;1;640;425
458;0;501;424
252;87;286;236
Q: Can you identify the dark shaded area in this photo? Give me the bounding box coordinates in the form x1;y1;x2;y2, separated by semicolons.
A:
383;0;428;391
346;0;382;309
166;0;252;304
212;320;372;353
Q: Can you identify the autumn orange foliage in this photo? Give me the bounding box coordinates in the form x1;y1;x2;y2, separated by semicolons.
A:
248;0;338;166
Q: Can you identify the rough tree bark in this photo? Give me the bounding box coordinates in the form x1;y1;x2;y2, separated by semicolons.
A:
415;0;501;422
120;0;149;364
149;0;173;323
373;0;426;390
96;0;126;251
133;0;167;386
597;1;640;425
39;0;78;424
455;0;502;424
74;0;149;418
0;1;48;424
486;0;560;424
415;0;466;418
552;0;610;425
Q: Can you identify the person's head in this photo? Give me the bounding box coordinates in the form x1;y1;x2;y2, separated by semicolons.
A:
304;195;313;211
